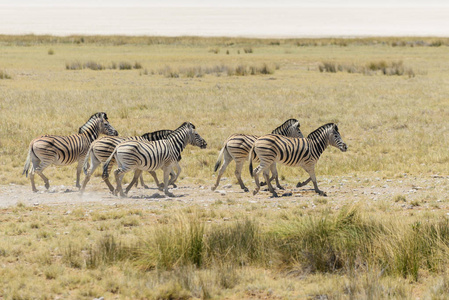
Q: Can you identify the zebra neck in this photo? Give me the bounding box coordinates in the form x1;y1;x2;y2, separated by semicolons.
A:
79;120;101;142
309;135;329;158
168;131;188;156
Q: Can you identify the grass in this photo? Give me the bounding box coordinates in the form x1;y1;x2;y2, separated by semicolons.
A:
1;203;449;299
1;34;449;298
319;60;415;77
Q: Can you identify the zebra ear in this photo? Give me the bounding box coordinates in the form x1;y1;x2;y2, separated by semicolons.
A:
293;121;299;128
78;126;83;134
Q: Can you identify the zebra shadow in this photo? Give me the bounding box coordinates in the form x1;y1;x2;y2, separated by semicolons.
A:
127;192;186;199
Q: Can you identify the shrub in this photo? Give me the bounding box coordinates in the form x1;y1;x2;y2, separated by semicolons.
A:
0;69;12;79
243;47;253;53
83;61;105;70
119;61;132;70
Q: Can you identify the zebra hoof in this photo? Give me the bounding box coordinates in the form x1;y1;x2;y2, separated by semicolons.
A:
243;187;249;192
260;181;266;186
45;183;50;189
143;184;150;189
252;190;259;196
171;183;177;188
296;182;303;188
318;191;327;197
271;193;279;198
165;192;175;198
211;186;217;191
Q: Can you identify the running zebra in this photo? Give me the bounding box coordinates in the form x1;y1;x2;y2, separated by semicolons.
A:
80;129;185;194
249;123;347;197
23;112;118;192
103;122;207;197
212;119;303;192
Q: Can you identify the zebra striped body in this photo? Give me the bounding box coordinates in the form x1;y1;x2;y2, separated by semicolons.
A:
250;123;347;197
80;129;185;194
23;112;118;192
212;119;303;192
103;122;207;197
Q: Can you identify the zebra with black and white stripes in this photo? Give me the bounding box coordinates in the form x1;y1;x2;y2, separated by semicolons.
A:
80;129;186;194
23;112;118;192
249;123;347;197
102;122;207;197
212;119;303;192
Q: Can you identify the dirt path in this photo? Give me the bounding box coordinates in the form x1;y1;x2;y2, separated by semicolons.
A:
1;175;448;212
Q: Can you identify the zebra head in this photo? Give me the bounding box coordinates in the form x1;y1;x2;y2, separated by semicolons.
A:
182;122;207;149
328;123;347;152
272;119;304;138
192;132;207;149
78;112;119;137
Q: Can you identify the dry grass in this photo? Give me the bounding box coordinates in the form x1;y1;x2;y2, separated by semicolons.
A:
1;35;449;299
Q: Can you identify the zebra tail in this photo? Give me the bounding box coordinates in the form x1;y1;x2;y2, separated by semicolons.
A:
83;145;93;175
213;145;226;172
22;145;32;177
102;148;117;179
248;145;255;178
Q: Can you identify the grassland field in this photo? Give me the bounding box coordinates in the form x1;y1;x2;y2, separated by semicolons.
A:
0;35;449;299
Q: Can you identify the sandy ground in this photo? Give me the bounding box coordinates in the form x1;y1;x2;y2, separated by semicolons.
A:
1;174;448;213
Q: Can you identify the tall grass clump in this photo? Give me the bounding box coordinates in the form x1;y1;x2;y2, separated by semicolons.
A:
134;216;266;271
319;60;415;77
0;69;12;79
205;218;266;266
135;215;205;270
273;205;378;273
86;234;130;269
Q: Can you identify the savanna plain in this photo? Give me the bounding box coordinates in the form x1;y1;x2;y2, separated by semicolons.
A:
1;35;449;299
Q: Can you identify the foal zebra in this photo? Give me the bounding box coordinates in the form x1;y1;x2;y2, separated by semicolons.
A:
103;122;207;197
23;112;118;192
249;123;347;197
212;119;303;192
80;129;179;194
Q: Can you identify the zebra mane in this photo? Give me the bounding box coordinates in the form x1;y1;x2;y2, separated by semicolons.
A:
271;118;299;133
78;112;108;134
307;123;335;139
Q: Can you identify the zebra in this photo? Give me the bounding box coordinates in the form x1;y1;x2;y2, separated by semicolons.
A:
249;123;347;197
23;112;119;192
211;119;303;192
102;122;207;197
80;129;188;194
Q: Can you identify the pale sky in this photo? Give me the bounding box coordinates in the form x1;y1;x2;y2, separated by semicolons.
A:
1;0;448;7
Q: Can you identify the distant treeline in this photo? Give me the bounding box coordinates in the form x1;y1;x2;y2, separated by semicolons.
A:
0;34;448;47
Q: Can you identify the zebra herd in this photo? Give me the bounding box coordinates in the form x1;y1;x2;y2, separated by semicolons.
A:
23;112;347;198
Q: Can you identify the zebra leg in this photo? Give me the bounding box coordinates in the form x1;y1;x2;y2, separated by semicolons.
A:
29;155;41;192
269;162;284;190
162;166;175;198
125;170;142;195
264;168;278;197
34;160;51;191
304;167;326;196
113;169;127;197
211;149;233;191
296;177;312;188
76;160;84;189
35;169;50;190
138;173;150;189
252;165;264;196
103;163;116;192
149;171;163;190
234;159;249;192
80;155;101;194
168;162;181;188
